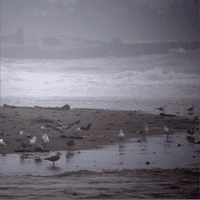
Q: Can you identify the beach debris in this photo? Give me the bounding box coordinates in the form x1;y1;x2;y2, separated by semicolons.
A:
186;106;195;112
146;161;150;165
44;152;62;166
47;120;81;132
119;129;125;140
80;123;92;130
137;125;149;136
20;130;31;138
187;128;195;136
34;153;42;162
0;139;6;146
193;116;199;121
155;106;166;113
164;126;174;136
54;118;63;127
35;144;44;152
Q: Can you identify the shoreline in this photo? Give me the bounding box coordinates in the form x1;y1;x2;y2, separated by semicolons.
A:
0;105;199;154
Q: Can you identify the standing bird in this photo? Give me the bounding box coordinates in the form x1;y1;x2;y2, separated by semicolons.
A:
41;134;49;149
0;139;6;146
44;152;62;166
29;136;37;151
164;126;174;136
119;129;125;140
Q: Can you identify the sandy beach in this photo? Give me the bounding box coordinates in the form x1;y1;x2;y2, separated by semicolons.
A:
0;104;199;199
0;104;199;153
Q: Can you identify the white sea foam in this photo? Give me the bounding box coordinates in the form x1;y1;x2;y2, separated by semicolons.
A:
1;53;199;108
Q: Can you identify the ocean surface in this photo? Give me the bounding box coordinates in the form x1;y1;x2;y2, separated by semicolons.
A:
1;50;199;114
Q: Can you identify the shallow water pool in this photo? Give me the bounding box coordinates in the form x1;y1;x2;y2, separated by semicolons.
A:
0;132;199;176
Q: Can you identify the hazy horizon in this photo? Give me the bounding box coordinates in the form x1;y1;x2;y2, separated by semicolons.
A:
1;0;199;44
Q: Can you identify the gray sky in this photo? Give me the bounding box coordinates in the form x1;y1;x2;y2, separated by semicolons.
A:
1;0;199;42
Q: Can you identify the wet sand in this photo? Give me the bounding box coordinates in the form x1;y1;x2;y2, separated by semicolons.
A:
0;104;199;153
0;104;200;199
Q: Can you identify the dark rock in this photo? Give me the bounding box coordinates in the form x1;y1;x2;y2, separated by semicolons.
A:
146;161;150;165
61;104;70;110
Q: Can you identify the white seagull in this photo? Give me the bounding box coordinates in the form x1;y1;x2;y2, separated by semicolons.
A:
119;129;125;140
74;127;81;134
164;126;174;136
41;134;49;148
0;139;6;146
29;136;37;151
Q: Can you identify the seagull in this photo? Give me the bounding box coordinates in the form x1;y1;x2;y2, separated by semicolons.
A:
44;152;62;166
20;130;31;138
119;129;125;140
0;139;6;146
186;106;195;112
137;125;149;136
80;123;92;130
29;136;37;151
41;134;49;147
74;127;81;134
164;126;174;136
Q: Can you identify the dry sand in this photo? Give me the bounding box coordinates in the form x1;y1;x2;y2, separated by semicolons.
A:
0;105;199;199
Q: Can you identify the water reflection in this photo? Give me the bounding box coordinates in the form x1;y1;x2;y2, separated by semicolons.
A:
0;132;199;176
66;150;75;163
118;141;125;155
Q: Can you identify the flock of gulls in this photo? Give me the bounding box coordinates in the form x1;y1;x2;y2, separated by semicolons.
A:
0;105;199;167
